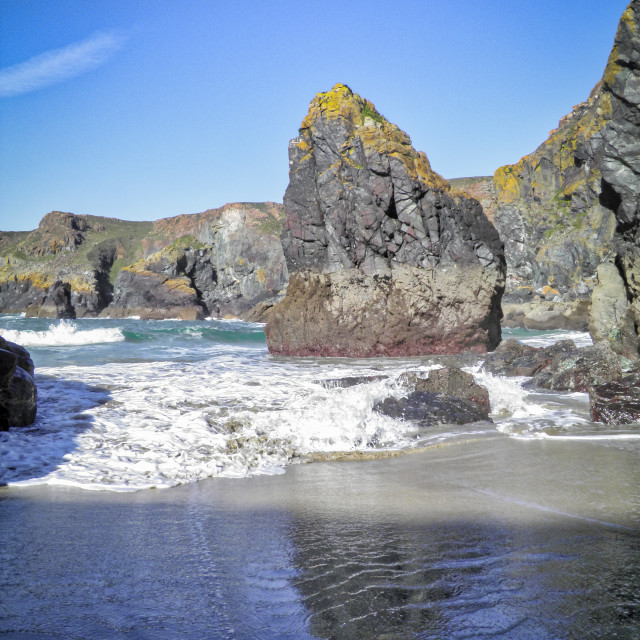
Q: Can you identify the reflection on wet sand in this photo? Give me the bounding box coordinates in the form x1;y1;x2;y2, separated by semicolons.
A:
1;437;638;639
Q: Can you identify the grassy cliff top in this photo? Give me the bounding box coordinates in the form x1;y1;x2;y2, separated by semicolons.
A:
0;202;284;290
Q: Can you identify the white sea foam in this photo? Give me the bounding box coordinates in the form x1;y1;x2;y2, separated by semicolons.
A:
518;330;593;348
0;319;124;346
1;359;431;491
205;316;266;329
1;318;633;492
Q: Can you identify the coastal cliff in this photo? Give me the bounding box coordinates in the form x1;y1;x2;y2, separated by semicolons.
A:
450;0;640;355
266;83;505;356
0;203;287;321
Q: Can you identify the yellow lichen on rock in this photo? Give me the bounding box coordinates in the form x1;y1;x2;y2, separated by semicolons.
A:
494;165;522;204
301;83;363;127
299;83;450;193
164;277;194;293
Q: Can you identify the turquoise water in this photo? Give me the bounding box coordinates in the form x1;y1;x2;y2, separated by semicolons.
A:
0;315;638;638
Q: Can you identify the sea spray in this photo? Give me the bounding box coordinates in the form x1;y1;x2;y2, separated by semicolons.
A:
0;317;636;491
0;319;124;346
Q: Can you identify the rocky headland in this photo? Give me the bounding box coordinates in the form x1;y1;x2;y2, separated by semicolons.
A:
0;203;287;321
265;83;506;357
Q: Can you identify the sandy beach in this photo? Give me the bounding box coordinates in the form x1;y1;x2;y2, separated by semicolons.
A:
2;435;638;639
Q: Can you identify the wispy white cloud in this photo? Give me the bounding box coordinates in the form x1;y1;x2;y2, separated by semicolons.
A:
0;31;127;97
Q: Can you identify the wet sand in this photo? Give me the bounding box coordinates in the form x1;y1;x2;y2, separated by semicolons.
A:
1;434;639;639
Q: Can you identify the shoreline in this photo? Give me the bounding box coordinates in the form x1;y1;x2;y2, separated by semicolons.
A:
3;435;638;533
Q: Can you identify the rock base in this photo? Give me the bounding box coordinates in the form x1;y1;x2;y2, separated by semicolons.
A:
266;264;502;357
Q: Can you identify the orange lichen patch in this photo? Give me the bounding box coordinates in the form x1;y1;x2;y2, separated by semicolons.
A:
414;152;450;191
164;276;194;294
299;83;452;194
9;272;56;290
604;5;639;87
540;285;559;297
256;267;267;285
493;72;612;207
0;269;94;294
301;83;363;128
295;138;311;153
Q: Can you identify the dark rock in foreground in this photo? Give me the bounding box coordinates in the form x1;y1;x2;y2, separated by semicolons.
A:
589;374;640;424
375;392;489;428
266;83;505;357
0;336;37;429
400;368;491;416
375;367;491;427
524;343;622;392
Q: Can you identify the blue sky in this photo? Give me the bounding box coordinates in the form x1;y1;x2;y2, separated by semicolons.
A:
0;0;630;231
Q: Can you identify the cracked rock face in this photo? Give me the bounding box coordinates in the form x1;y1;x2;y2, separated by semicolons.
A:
490;1;640;354
266;84;506;357
105;205;289;320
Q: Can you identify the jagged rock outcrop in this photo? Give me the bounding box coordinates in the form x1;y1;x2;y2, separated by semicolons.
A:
491;78;617;296
266;84;505;357
483;338;577;377
488;1;640;351
0;336;37;429
0;212;153;317
524;342;623;392
0;203;288;320
589;373;640;424
103;204;288;320
588;261;638;356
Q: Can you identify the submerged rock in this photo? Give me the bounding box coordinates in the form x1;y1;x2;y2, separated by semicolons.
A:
589;374;640;424
319;375;387;389
266;83;505;357
375;392;489;428
0;336;36;429
399;367;491;415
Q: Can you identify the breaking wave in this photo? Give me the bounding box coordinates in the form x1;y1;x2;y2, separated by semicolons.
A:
0;320;125;347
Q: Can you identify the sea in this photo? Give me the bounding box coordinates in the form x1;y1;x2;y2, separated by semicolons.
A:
0;315;638;639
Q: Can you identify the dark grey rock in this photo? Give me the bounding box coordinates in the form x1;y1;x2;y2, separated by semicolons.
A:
399;367;491;415
266;84;505;357
525;342;622;392
374;391;490;427
0;337;37;429
484;338;576;377
589;373;640;424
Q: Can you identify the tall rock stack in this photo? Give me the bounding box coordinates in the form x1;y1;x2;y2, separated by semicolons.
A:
265;84;505;357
